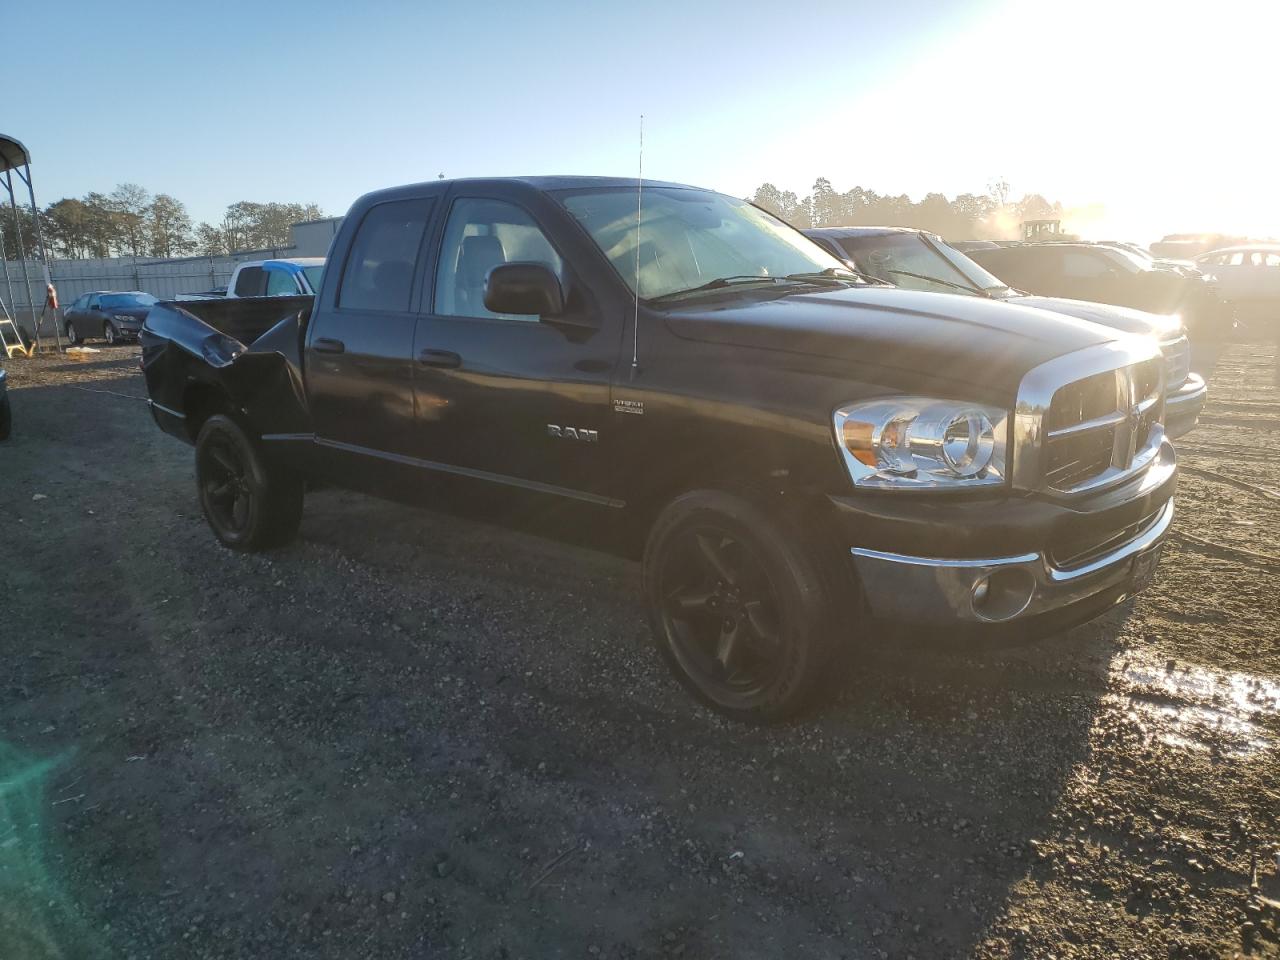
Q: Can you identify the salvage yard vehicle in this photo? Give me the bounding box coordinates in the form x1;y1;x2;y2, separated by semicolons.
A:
141;177;1178;722
63;290;158;345
226;258;324;299
806;226;1206;438
0;366;10;441
1192;245;1280;332
967;242;1234;343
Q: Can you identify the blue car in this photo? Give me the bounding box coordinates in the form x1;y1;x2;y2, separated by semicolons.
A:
64;291;159;346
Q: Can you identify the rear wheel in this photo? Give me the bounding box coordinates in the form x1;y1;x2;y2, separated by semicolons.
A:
103;321;118;346
643;490;844;723
195;414;303;551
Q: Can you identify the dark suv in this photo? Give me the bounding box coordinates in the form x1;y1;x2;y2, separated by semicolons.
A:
967;243;1232;343
64;291;159;345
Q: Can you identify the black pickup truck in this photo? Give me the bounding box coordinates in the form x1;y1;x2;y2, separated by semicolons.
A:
141;177;1177;722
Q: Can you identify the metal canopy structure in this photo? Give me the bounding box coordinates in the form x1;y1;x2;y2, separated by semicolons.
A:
0;133;60;356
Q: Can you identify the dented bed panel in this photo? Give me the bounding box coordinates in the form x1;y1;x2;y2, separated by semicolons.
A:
140;297;316;443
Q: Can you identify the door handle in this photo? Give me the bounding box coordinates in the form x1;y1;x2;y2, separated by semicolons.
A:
418;348;461;368
314;337;345;354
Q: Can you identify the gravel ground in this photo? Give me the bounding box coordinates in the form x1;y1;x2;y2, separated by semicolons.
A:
0;342;1277;960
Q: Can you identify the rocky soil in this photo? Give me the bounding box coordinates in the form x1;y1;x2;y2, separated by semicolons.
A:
0;342;1277;959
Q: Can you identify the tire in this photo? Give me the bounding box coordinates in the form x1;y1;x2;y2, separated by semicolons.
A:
103;321;117;346
0;393;11;442
643;490;844;723
65;320;80;345
195;414;303;551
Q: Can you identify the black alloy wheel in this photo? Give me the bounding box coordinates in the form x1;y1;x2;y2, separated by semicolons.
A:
644;490;841;722
65;320;79;345
195;414;303;551
658;526;785;705
199;432;253;537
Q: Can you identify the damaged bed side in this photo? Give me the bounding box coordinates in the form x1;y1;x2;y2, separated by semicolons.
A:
140;295;315;446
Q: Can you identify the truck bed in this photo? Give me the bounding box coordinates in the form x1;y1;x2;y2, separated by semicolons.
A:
162;294;314;348
140;295;315;444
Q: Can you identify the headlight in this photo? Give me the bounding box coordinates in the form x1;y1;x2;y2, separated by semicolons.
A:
833;397;1009;489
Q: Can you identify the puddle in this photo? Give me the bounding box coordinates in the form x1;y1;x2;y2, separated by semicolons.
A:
1116;658;1280;757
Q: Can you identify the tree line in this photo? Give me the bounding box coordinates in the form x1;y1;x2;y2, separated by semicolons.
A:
749;178;1063;239
0;184;325;261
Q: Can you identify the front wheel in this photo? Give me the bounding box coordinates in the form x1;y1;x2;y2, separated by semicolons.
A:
65;320;80;345
195;414;303;551
103;321;117;346
643;490;844;723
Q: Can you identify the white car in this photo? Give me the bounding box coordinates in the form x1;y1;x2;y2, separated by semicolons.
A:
1193;245;1280;327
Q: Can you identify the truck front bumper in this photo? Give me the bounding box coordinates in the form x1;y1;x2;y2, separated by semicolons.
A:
1164;373;1207;440
831;439;1177;628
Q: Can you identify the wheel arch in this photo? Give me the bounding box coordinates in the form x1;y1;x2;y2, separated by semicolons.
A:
182;381;237;443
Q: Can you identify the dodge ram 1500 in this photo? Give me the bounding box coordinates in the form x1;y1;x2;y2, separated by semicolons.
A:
141;177;1177;721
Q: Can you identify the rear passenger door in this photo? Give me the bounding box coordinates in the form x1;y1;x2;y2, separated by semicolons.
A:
306;196;433;459
410;189;616;505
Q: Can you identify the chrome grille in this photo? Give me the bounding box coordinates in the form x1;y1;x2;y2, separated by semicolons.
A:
1160;335;1191;391
1043;357;1164;494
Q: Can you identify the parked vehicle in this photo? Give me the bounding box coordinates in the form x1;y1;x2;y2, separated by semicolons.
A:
1097;241;1199;277
967;241;1233;343
64;291;159;345
226;258;324;298
1192;245;1280;331
141;177;1177;722
806;227;1206;438
0;367;10;441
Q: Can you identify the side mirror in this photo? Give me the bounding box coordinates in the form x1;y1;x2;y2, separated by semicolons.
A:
484;262;564;318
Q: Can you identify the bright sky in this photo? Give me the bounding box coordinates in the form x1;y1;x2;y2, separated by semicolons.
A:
5;0;1278;243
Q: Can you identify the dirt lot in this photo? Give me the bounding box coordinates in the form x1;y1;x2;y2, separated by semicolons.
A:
1;342;1278;959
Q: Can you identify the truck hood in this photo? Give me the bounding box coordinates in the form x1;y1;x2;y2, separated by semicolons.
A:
662;286;1120;395
1004;295;1178;338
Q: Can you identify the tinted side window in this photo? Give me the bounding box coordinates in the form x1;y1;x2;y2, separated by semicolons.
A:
1061;251;1110;278
234;266;266;297
265;268;298;296
434;198;563;320
338;199;431;312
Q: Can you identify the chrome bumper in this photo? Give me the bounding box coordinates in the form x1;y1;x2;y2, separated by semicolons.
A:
851;498;1174;625
1164;373;1207;440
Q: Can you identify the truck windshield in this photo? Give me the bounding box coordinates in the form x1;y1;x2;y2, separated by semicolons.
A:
560;187;845;300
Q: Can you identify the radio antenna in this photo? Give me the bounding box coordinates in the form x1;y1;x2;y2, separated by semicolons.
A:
631;114;644;375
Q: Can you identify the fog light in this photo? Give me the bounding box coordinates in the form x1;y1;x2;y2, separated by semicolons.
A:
971;567;1036;622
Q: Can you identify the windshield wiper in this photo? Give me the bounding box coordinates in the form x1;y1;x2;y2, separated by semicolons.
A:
786;268;891;287
648;275;801;301
884;269;989;297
